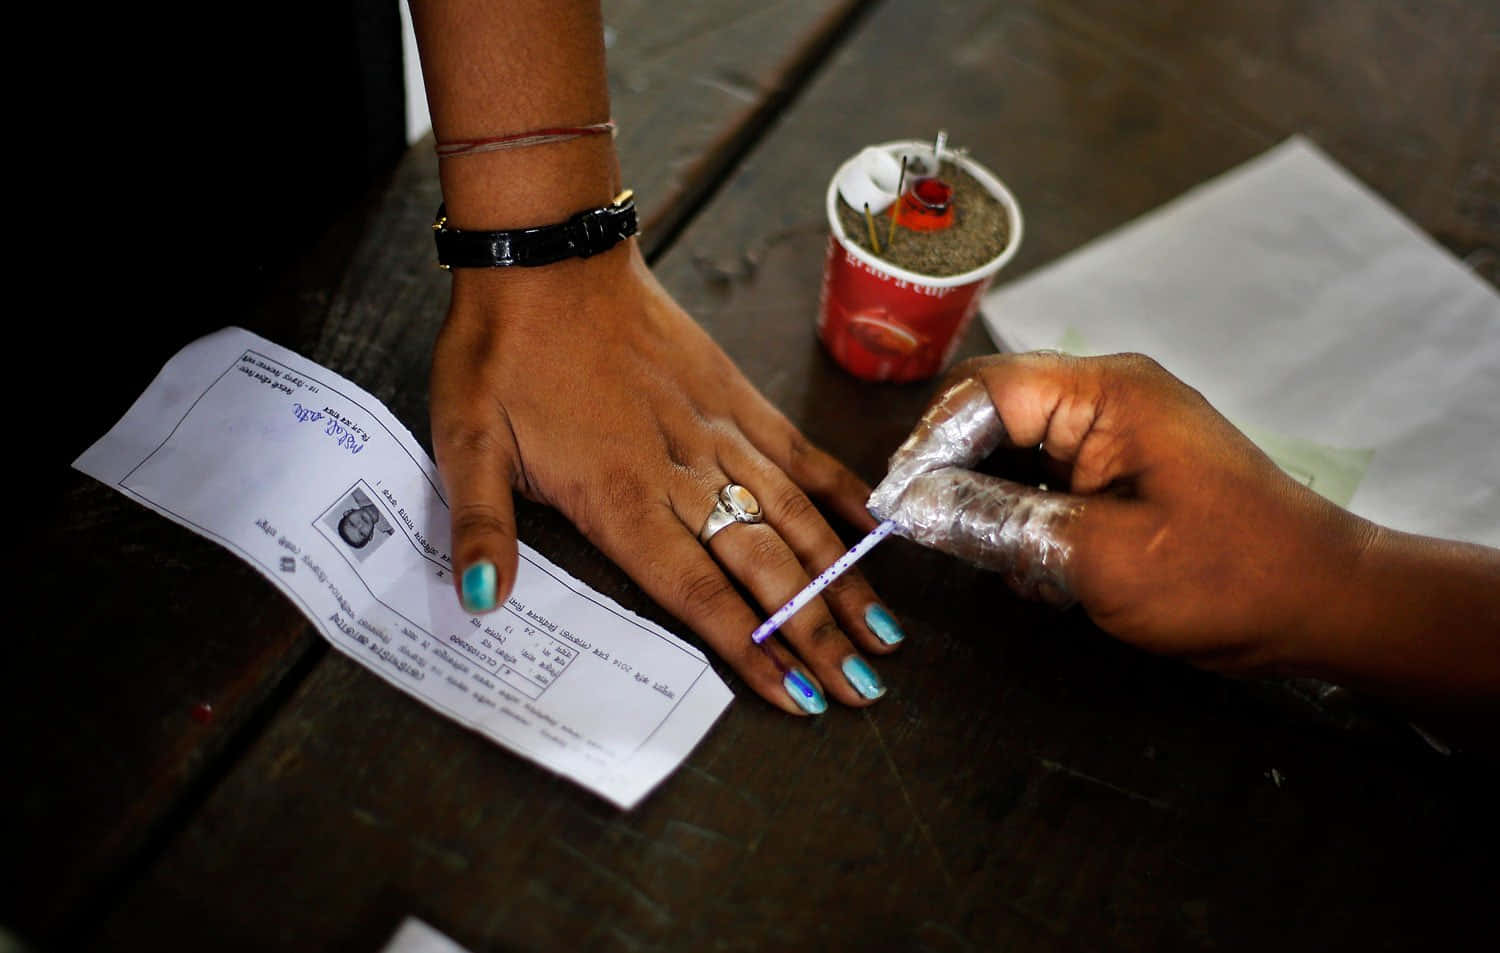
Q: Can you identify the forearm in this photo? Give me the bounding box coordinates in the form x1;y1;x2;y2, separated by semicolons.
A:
408;0;617;228
1290;519;1500;707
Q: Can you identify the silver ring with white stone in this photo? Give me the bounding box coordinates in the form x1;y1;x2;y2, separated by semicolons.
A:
698;484;764;543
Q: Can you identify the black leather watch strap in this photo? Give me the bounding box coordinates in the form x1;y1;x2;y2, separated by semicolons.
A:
432;190;637;269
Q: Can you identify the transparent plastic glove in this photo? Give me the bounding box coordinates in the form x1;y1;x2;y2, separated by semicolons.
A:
868;374;1078;605
878;465;1078;605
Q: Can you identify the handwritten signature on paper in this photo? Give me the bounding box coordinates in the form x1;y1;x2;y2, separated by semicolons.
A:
292;403;365;455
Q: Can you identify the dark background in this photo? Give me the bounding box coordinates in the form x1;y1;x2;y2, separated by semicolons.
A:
9;1;1498;950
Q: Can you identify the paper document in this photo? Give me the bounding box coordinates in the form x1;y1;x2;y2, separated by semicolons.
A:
983;137;1500;546
382;919;474;953
76;328;732;808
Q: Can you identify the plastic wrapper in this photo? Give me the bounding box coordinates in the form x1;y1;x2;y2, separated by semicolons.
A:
869;377;1077;604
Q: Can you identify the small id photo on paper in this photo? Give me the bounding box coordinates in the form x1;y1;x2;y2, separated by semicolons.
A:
319;484;396;562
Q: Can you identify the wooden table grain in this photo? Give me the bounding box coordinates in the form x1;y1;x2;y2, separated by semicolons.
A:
9;1;1497;951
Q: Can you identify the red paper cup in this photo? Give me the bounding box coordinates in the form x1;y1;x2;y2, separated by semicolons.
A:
818;140;1023;382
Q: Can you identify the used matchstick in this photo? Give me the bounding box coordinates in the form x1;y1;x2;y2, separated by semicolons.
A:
863;202;882;254
887;154;908;249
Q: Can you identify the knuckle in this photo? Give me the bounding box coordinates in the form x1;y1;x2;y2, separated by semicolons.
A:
439;421;504;459
821;567;865;602
804;618;844;649
794;449;852;498
770;483;819;523
948;356;985;377
746;531;799;572
1114;352;1166;379
673;569;737;619
782;429;839;487
451;502;512;542
784;429;814;464
948;354;1002;381
1096;353;1182;420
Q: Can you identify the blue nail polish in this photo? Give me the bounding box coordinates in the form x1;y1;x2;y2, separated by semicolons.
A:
865;605;905;645
783;670;827;715
461;561;497;613
841;656;886;700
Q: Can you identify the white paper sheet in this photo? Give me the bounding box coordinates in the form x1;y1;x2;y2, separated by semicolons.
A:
983;136;1500;547
75;328;732;809
381;919;473;953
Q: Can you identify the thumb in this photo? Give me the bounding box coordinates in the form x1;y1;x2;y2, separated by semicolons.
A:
884;465;1126;607
433;413;521;616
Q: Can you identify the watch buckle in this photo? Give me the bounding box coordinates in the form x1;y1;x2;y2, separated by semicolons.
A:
571;207;609;257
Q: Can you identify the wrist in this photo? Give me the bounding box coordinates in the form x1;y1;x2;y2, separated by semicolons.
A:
1270;503;1382;680
1281;519;1500;704
449;235;637;292
445;238;644;338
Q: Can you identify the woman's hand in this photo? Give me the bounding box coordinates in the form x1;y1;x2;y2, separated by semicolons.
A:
430;243;904;715
409;0;901;714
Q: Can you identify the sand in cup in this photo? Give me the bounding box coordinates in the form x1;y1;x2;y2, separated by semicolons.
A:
818;140;1023;382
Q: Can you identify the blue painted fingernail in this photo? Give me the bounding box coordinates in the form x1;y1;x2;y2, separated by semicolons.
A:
783;670;827;715
866;605;905;645
842;656;886;700
461;560;497;613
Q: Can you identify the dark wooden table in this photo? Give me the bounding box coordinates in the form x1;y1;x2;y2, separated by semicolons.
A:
9;1;1498;950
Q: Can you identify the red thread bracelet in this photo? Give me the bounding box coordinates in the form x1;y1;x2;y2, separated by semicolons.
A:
435;120;617;159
